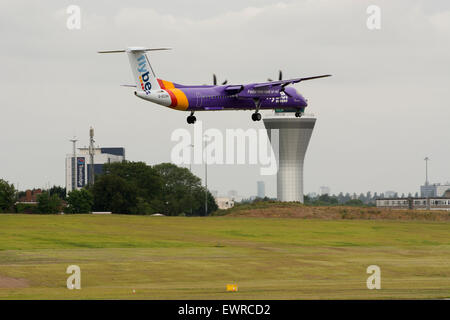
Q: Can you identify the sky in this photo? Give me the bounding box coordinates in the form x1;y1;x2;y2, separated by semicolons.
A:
0;0;449;197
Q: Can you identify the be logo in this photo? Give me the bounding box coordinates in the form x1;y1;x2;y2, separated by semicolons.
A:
137;55;152;91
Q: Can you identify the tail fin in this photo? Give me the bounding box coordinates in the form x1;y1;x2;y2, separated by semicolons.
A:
98;47;171;92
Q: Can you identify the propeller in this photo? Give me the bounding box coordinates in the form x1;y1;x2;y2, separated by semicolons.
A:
268;70;283;82
268;70;293;97
213;74;227;85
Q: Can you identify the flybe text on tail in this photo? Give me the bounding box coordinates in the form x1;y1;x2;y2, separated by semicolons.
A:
137;55;152;91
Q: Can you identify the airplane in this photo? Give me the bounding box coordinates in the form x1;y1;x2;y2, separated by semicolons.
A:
98;47;331;124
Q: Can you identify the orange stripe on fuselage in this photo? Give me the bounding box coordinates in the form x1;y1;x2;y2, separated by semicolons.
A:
157;79;175;90
162;80;175;89
166;88;189;111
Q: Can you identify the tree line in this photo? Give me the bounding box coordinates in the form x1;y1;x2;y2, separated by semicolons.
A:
0;162;218;215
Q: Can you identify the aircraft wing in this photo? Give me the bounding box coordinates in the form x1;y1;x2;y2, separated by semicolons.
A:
253;74;332;89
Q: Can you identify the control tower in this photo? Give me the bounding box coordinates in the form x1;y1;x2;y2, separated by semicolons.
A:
263;113;316;203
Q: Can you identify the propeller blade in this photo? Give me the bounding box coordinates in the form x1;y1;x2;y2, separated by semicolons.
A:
221;80;228;85
279;70;283;81
213;74;217;85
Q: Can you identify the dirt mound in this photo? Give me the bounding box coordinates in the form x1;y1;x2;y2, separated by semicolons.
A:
224;205;450;221
0;275;29;288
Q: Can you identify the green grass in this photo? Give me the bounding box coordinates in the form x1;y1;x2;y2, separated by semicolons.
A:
0;214;449;299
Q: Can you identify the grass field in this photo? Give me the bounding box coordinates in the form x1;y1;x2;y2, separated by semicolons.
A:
0;213;449;299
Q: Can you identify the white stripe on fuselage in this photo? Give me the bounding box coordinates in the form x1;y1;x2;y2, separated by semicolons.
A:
135;90;172;106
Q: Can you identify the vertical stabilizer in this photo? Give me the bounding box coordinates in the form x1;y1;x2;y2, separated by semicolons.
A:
126;47;161;92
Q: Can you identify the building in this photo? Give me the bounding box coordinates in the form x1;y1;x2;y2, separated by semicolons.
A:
257;181;265;198
319;186;330;195
227;190;242;202
263;114;316;203
385;190;397;198
376;197;450;211
420;183;450;198
17;189;42;203
215;197;235;210
65;147;125;193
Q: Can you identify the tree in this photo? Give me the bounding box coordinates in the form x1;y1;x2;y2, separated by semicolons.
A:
0;179;16;213
317;194;339;205
305;193;339;206
65;189;93;213
153;163;217;215
103;161;163;203
92;175;139;214
344;193;351;202
358;193;366;203
49;185;66;200
37;192;62;214
192;186;218;216
344;199;365;207
91;161;218;216
303;194;311;204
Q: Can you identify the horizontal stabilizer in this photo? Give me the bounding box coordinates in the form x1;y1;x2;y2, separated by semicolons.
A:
98;47;172;54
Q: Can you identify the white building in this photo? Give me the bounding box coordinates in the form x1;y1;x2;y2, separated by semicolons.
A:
420;183;450;197
215;197;235;210
376;197;450;211
65;147;125;193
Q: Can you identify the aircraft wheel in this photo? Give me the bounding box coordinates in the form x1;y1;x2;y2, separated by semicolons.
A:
252;113;262;121
295;112;302;118
187;115;196;124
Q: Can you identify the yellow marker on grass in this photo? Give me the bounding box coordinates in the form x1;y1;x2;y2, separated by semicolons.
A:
226;284;238;292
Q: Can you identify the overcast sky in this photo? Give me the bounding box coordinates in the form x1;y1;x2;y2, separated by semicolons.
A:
1;0;449;197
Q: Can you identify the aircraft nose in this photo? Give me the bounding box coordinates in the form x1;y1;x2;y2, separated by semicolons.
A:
301;95;308;106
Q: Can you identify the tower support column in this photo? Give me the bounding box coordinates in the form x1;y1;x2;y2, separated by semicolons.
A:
263;116;316;203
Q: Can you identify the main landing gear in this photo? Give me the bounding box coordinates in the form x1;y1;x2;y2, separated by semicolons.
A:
251;113;262;121
251;98;262;121
187;111;196;124
295;111;303;118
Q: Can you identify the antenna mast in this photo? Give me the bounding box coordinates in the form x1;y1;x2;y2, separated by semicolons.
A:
69;136;78;191
89;127;95;186
424;157;430;186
